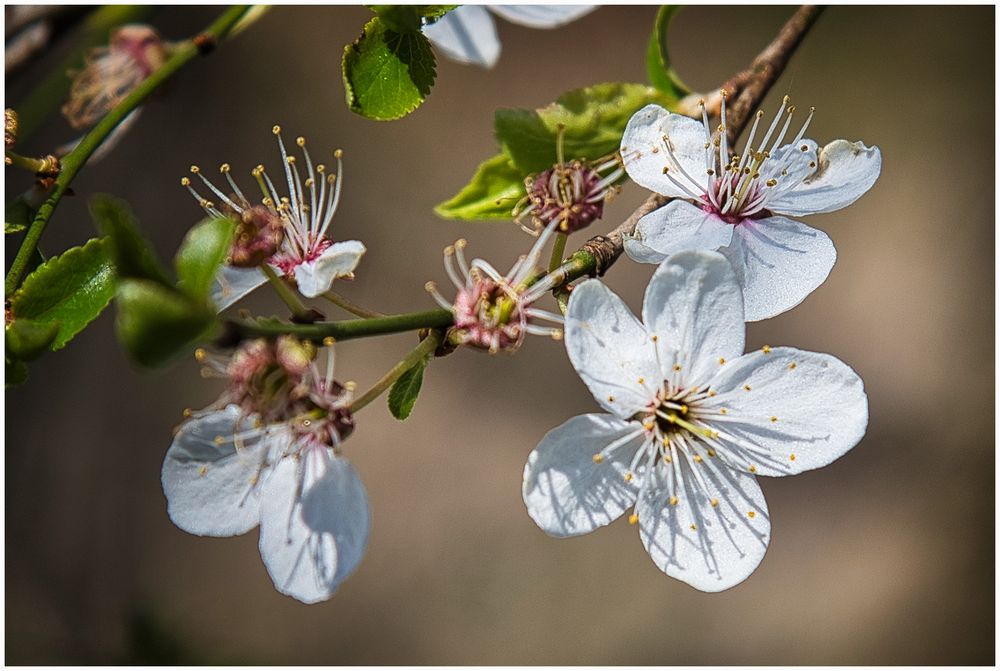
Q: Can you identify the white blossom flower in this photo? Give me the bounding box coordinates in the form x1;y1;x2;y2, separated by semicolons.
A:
522;250;868;591
425;220;564;352
162;338;369;604
182;126;366;310
423;5;595;68
619;96;882;321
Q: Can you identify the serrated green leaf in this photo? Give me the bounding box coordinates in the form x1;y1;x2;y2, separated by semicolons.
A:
388;355;428;420
645;6;689;98
9;237;115;350
175;217;235;303
6;356;28;389
90;193;172;286
368;5;422;32
5;197;32;234
435;153;526;221
495;82;678;173
5;318;60;361
343;16;437;121
115;279;217;368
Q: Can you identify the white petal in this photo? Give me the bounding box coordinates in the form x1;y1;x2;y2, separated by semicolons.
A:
292;240;366;298
636;455;770;592
211;265;267;312
161;406;279;537
489;5;595;28
768;139;882;216
702;347;868;476
423;5;500;68
620;104;710;198
642;250;745;384
565;279;660;417
258;448;369;604
522;414;645;537
719;215;836;321
624;200;734;265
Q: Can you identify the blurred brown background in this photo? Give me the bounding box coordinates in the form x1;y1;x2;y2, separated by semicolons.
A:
5;5;994;665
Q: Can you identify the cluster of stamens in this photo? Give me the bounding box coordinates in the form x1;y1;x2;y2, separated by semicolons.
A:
180;127;344;274
517;157;622;234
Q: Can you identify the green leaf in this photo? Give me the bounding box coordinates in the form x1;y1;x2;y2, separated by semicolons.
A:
5;318;60;361
495;82;679;173
174;217;235;303
388;355;428;420
115;279;217;368
645;6;689;98
369;5;456;32
5;197;32;234
343;17;437;121
434;153;527;221
6;356;29;389
8;237;115;351
90;193;172;286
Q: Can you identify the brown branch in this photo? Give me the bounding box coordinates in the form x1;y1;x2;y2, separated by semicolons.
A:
566;5;825;280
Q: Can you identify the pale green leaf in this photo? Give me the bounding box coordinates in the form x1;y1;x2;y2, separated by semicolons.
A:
434;153;526;221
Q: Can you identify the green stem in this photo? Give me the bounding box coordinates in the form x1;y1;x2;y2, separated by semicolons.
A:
14;5;156;144
548;231;568;273
4;5;251;297
227;308;455;344
350;329;443;412
261;264;311;319
4;150;53;174
322;290;383;318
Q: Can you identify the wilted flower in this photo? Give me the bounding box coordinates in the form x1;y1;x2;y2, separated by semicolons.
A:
620;95;882;320
61;24;169;129
423;5;594;68
515;155;622;235
182;126;366;310
162;337;368;603
426;221;564;353
522;251;868;591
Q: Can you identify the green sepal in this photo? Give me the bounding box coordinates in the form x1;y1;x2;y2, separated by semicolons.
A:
5;318;60;361
174;216;235;303
388;355;429;420
343;16;437;121
8;237;115;351
434;153;526;221
115;279;218;368
645;6;689;98
495;82;679;173
6;356;29;389
90;193;173;286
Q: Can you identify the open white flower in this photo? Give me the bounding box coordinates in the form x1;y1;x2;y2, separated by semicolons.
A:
423;5;594;68
182;126;366;310
522;250;868;591
620;96;881;320
162;339;369;604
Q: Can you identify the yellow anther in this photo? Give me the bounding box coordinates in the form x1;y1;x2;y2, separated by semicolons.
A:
788;362;797;370
272;125;281;134
249;474;259;486
719;408;728;415
770;416;778;423
643;421;655;431
710;498;719;507
707;448;717;458
551;331;563;341
194;348;207;362
694;454;703;463
762;345;772;353
334;149;343;159
592;454;603;464
651;335;658;342
744;384;752;391
190;165;200;174
286;156;295;164
747;510;756;518
180;177;191;186
623;472;633;483
213;435;225;445
801;144;809;152
252;164;265;176
316;164;326;173
344;380;357;391
689;523;697;531
198;466;208;477
669;496;679;506
220;163;230;173
662;166;670;174
766;179;777;187
718;357;726;365
749;466;757;474
789;454;797;461
661;436;670;447
323;336;336;347
253;418;263;428
708;390;717;397
637;377;645;385
680;405;688;414
673;364;681;372
628;513;639;525
296;136;306;146
607;395;615;402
